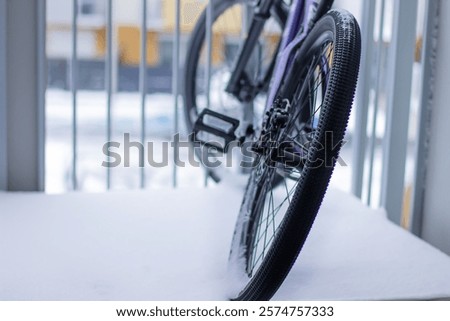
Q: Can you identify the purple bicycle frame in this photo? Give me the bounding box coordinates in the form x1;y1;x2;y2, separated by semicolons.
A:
266;0;323;109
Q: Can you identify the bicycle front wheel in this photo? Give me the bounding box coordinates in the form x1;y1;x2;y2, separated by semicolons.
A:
228;9;361;301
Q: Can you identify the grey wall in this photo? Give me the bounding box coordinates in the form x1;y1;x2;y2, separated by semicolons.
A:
421;0;450;255
0;0;45;191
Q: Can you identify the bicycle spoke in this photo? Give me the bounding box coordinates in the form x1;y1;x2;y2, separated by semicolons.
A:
270;187;276;235
250;176;300;272
283;178;291;204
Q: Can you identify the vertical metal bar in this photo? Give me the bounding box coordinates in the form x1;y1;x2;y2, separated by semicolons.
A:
204;0;213;187
417;0;450;254
381;0;418;225
205;1;212;116
0;0;7;190
351;0;376;199
172;0;181;188
241;3;254;172
139;0;148;189
367;0;386;205
411;0;440;236
37;0;46;192
111;9;119;94
71;0;79;190
106;0;113;190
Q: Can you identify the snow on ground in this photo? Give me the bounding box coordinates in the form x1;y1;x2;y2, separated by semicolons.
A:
1;187;450;300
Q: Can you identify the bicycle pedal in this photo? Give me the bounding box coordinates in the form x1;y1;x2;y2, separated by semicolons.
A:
193;109;240;153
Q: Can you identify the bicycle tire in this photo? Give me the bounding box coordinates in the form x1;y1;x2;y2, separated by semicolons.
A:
228;9;361;301
183;0;287;181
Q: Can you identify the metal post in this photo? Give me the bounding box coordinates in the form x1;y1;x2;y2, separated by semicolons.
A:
139;0;148;189
204;0;213;186
0;0;7;190
106;0;113;189
418;0;450;255
381;0;418;224
411;0;440;236
71;0;79;190
172;0;181;188
351;0;376;199
111;4;119;94
241;2;255;172
205;1;213;116
367;0;386;205
37;0;46;192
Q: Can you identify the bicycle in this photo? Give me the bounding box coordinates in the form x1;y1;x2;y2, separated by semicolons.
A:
183;0;361;300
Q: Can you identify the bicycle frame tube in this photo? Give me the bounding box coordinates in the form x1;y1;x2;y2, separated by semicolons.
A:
224;0;333;105
266;0;334;109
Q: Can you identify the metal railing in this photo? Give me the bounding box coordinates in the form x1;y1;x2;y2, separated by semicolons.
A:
351;0;431;227
67;0;185;190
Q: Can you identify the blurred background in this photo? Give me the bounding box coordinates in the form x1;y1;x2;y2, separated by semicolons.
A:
2;0;449;254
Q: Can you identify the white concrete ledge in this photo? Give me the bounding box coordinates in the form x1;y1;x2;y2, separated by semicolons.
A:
1;187;449;300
